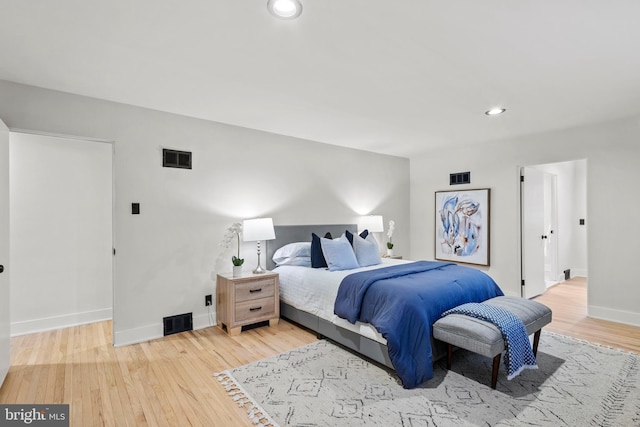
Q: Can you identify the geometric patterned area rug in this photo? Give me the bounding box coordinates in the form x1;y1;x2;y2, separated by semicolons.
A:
214;332;640;426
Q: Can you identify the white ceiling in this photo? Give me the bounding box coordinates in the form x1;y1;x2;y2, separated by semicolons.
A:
2;1;640;157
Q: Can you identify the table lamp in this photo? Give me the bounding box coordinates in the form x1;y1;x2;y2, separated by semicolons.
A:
243;218;276;274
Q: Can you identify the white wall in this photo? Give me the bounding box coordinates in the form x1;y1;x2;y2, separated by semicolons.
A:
0;80;410;346
410;117;640;326
9;132;113;335
572;159;588;277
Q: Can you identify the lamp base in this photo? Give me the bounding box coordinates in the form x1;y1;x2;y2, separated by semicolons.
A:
253;242;267;274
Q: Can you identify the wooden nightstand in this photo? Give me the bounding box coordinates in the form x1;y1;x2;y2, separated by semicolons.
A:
216;271;280;336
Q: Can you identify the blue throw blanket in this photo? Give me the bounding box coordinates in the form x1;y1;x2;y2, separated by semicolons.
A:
334;261;504;388
442;303;538;379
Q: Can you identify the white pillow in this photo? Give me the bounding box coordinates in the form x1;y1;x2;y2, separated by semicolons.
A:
274;256;311;267
320;235;360;271
272;242;311;266
353;233;382;267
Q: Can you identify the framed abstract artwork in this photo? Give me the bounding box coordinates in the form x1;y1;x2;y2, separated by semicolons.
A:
435;188;490;266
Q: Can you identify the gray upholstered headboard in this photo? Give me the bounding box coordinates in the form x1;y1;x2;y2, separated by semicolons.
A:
266;224;358;271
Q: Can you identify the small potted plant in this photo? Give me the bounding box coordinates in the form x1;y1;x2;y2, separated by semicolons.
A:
386;220;395;256
220;222;245;277
231;255;244;276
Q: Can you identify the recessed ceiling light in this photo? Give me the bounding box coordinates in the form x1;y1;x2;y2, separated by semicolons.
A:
267;0;303;19
485;107;506;116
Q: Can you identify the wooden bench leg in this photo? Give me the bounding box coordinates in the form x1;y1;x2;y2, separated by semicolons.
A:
491;354;501;389
447;344;453;369
532;329;541;357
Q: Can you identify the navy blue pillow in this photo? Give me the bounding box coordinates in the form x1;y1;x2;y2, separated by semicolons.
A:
345;229;369;246
311;232;333;268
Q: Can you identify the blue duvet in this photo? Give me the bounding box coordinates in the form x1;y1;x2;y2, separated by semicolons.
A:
334;261;504;388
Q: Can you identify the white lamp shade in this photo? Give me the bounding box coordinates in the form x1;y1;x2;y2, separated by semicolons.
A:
243;218;276;242
359;215;384;233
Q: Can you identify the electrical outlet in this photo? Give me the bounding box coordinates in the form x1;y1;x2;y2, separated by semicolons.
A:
205;294;212;306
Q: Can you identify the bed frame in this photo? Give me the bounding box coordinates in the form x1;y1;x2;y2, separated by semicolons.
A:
265;224;393;368
265;224;446;370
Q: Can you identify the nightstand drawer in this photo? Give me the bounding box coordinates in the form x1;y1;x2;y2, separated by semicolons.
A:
235;297;275;322
235;279;276;302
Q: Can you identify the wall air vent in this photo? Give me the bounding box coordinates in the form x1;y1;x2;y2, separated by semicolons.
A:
163;312;193;336
450;171;470;185
163;149;192;169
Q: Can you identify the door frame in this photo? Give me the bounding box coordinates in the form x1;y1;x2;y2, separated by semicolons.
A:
8;128;116;345
0;118;10;386
520;159;588;298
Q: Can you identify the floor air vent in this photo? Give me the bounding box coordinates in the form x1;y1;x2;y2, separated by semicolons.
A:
163;312;193;336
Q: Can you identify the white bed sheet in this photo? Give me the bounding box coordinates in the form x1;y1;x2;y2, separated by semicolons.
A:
275;258;407;345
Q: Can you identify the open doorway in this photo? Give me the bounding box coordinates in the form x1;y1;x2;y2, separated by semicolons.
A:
9;131;113;336
521;159;587;299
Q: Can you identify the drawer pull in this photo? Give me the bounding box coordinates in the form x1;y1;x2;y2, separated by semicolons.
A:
249;306;262;312
249;288;263;294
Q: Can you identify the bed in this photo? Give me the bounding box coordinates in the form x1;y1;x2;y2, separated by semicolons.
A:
265;224;503;388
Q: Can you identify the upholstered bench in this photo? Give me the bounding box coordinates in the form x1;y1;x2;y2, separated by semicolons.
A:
433;296;552;389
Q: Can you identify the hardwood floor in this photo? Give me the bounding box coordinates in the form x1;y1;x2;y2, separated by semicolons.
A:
534;276;640;354
0;320;317;426
1;279;638;426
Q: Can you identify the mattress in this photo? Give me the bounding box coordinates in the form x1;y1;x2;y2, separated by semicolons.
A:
275;258;407;344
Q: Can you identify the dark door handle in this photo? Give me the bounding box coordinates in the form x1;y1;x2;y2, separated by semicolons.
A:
0;265;3;273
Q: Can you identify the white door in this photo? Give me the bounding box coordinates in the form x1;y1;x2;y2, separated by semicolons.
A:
0;119;10;386
543;174;559;285
521;166;547;298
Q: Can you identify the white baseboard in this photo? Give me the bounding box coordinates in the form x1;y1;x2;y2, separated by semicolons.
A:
113;311;216;347
501;288;521;298
571;268;588;278
193;310;216;331
588;305;640;327
113;323;163;347
11;308;113;337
